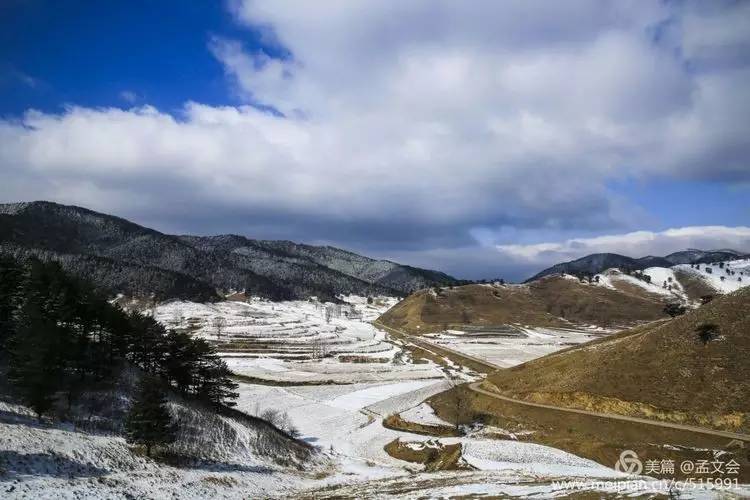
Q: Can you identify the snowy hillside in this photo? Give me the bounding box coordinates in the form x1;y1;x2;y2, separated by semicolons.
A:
529;249;748;282
0;397;322;499
672;259;749;294
580;258;749;304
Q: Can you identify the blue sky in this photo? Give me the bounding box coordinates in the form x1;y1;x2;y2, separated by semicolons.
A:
1;1;748;280
0;0;252;113
609;179;749;229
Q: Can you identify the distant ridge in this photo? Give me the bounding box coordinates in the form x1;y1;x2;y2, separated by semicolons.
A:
0;201;458;302
526;249;748;282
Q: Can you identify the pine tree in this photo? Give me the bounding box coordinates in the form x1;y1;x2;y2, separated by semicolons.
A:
696;323;719;345
663;303;686;318
163;330;197;394
8;300;64;419
0;256;23;347
125;378;177;457
196;357;239;407
7;260;67;419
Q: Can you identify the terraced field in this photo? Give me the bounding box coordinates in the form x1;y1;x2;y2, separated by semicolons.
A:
420;326;611;368
151;296;443;384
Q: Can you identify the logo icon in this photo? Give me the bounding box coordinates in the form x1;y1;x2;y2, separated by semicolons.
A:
615;450;643;475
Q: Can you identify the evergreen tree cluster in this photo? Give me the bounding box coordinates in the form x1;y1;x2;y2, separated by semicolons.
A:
0;256;238;419
125;376;177;457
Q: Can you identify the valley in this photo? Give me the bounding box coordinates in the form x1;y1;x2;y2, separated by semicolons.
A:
138;294;664;497
1;205;749;498
139;274;748;496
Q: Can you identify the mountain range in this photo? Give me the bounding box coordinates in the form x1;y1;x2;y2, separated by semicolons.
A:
525;249;748;282
0;201;457;302
378;252;749;334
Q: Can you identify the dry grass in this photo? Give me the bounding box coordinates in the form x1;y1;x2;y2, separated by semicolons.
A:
201;476;239;487
382;414;460;437
427;385;750;482
337;355;389;363
378;277;668;334
487;287;750;433
383;438;470;471
673;268;718;301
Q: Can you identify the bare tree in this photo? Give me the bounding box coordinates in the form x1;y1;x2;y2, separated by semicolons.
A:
261;409;300;437
348;306;363;321
447;379;472;433
324;304;341;323
172;310;184;329
213;316;226;341
325;306;332;324
311;337;329;359
311;337;321;359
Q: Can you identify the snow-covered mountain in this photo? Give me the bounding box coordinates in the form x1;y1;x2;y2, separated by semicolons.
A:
582;258;749;304
527;249;748;282
0;201;457;302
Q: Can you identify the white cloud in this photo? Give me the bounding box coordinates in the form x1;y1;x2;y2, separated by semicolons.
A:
496;226;750;264
1;1;749;264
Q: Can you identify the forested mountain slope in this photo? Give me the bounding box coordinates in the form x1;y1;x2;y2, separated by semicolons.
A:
0;201;457;301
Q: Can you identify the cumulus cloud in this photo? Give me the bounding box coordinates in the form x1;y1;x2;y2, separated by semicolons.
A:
1;1;749;274
496;226;750;265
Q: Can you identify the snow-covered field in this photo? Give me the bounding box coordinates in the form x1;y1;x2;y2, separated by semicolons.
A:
422;326;608;368
304;469;724;499
234;379;451;467
230;378;661;492
145;294;658;495
151;296;443;384
399;402;451;427
7;291;748;498
149;295;625;479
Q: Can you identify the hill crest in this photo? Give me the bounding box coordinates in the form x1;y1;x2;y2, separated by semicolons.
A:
527;249;748;282
0;201;457;302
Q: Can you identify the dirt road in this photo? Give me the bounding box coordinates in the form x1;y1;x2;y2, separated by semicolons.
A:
468;381;750;442
372;320;499;373
373;320;750;444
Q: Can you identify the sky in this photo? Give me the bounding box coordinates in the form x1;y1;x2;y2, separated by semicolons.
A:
1;0;749;281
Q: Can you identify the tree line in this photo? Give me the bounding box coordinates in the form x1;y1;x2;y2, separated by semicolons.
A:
0;256;238;420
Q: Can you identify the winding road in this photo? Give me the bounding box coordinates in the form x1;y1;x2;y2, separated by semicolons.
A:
468;381;750;442
373;320;750;444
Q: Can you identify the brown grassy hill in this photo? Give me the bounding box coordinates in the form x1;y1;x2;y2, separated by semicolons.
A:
486;287;750;433
377;276;668;334
673;268;718;301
